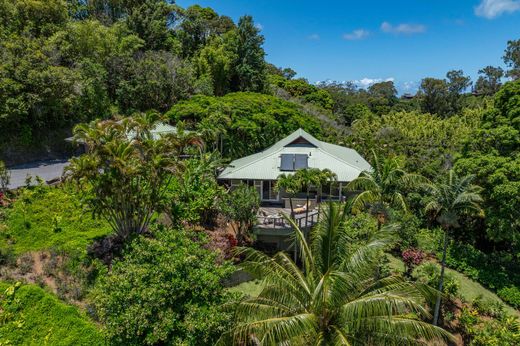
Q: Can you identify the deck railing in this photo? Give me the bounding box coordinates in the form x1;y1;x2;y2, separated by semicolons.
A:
257;210;319;230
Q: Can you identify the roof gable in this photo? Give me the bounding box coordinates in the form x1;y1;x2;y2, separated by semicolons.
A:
218;128;371;182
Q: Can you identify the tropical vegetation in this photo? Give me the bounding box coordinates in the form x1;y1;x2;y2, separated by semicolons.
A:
0;0;519;345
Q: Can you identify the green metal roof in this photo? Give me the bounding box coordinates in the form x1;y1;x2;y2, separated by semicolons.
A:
218;129;371;182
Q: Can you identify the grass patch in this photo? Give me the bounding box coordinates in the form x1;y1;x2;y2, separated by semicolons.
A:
0;281;104;345
227;279;264;297
1;185;112;255
388;254;519;317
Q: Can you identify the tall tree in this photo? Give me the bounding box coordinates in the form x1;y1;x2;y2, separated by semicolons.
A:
504;39;520;80
229;15;267;92
474;66;504;96
222;202;453;344
178;5;235;57
368;80;397;101
124;0;178;50
423;170;483;326
419;78;451;117
446;69;471;113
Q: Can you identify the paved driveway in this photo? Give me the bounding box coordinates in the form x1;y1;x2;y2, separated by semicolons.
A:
7;159;69;189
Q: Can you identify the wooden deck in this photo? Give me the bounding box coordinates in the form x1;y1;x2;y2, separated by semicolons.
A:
256;206;319;231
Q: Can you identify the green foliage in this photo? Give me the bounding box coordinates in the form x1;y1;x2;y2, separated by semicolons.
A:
90;226;234;346
413;262;460;296
424;239;520;308
116;51;196;114
228;15;267;93
1;184;111;254
224;202;453;344
419;70;472;117
166;92;327;160
474;66;504;96
346;110;480;178
456;80;520;245
167;153;225;226
0;281;103;345
0;0;273;156
271;76;334;110
497;286;520;309
503;39;520;80
67;114;198;238
220;184;260;245
347;151;426;221
459;306;520;346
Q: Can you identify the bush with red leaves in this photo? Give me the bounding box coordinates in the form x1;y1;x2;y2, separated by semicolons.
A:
402;248;426;278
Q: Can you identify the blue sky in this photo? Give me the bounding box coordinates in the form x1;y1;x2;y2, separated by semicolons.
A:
177;0;520;92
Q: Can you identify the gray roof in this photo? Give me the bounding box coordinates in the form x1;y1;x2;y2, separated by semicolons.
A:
218;129;371;182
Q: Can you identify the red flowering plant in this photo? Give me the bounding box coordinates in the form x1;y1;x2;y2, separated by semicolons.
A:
402;248;426;278
0;192;7;208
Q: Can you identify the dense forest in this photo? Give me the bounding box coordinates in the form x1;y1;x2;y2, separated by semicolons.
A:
0;0;520;345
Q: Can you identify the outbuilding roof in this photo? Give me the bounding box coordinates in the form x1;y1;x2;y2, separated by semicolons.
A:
218;128;371;182
65;122;179;143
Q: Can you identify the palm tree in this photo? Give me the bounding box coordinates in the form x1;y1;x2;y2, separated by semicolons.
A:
424;170;483;326
347;151;426;228
294;168;323;229
275;173;300;218
317;168;337;203
222;202;453;345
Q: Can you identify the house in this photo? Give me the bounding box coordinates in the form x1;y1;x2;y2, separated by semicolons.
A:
217;128;371;207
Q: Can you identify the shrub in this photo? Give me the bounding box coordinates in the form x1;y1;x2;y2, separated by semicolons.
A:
472;295;505;318
497;286;520;309
470;316;520;346
90;226;235;345
413;262;460;297
402;248;426;278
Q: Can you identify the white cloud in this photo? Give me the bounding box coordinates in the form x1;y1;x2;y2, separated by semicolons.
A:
307;33;320;40
255;23;263;30
354;77;394;89
475;0;520;19
381;21;426;34
343;29;370;40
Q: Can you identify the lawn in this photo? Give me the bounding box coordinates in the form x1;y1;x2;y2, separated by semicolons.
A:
229;255;520;318
0;282;104;345
388;254;520;317
227;279;264;297
0;185;112;255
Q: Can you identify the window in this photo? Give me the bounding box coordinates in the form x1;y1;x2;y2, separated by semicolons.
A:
280;154;308;171
294;154;308;169
280;154;294;171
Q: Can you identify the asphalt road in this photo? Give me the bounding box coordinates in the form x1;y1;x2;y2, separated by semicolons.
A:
7;159;69;189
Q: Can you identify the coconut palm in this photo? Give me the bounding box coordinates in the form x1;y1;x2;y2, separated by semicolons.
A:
222;202;453;345
423;170;483;326
347;151;426;228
